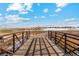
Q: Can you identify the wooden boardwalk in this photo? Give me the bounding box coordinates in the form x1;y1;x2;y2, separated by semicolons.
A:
1;31;79;56
13;33;64;56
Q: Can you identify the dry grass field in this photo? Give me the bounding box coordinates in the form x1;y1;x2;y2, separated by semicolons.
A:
0;28;29;35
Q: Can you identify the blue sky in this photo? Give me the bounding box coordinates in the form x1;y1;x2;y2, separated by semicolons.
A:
0;3;79;28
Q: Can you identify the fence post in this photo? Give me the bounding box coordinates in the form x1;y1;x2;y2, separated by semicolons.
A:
50;31;52;40
13;34;15;53
0;36;3;53
64;33;67;55
48;31;49;39
48;31;50;40
22;32;24;44
26;31;28;40
48;31;52;40
54;31;57;44
28;31;30;39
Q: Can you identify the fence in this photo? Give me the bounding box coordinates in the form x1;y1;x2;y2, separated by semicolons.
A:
0;30;79;56
0;30;47;55
48;31;79;56
0;31;30;55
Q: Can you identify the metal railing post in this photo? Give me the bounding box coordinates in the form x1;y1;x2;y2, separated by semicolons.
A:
22;32;24;44
55;31;57;44
48;31;49;39
64;33;67;55
48;31;50;39
28;31;30;39
50;31;52;40
0;36;3;54
48;31;52;40
26;31;28;40
13;34;15;53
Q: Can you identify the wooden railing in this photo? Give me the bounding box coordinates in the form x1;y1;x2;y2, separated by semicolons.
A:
0;31;30;55
48;31;79;56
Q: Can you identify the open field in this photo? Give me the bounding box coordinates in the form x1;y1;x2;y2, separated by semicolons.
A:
0;28;30;35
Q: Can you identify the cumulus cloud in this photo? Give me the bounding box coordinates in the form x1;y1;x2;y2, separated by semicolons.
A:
0;13;2;16
0;14;31;25
41;16;45;18
52;18;79;27
55;8;62;12
55;3;68;12
64;18;79;27
43;8;48;13
24;3;33;10
5;15;20;21
56;3;68;8
19;11;28;14
30;9;34;12
34;16;38;19
65;18;76;22
5;15;31;21
6;3;33;14
49;14;58;16
7;3;22;11
37;3;40;6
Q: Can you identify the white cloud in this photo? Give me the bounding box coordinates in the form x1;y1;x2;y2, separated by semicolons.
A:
56;3;68;8
55;8;61;12
63;18;79;27
34;16;38;19
37;3;40;6
65;18;76;22
55;3;68;12
20;11;28;14
5;15;19;20
0;15;30;26
0;13;2;16
4;15;31;23
43;8;48;13
51;18;79;27
24;3;33;10
24;18;31;20
41;16;45;18
49;14;58;16
6;3;33;14
7;3;23;11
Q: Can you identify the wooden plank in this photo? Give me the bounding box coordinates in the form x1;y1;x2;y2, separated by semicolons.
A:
25;38;34;56
14;38;33;55
13;32;64;56
45;37;62;56
34;38;40;55
42;37;51;56
39;38;42;56
32;38;37;56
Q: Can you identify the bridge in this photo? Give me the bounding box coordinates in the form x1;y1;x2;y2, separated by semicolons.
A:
0;30;79;56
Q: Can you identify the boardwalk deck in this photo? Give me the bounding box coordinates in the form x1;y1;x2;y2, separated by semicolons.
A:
1;31;79;56
13;33;64;56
